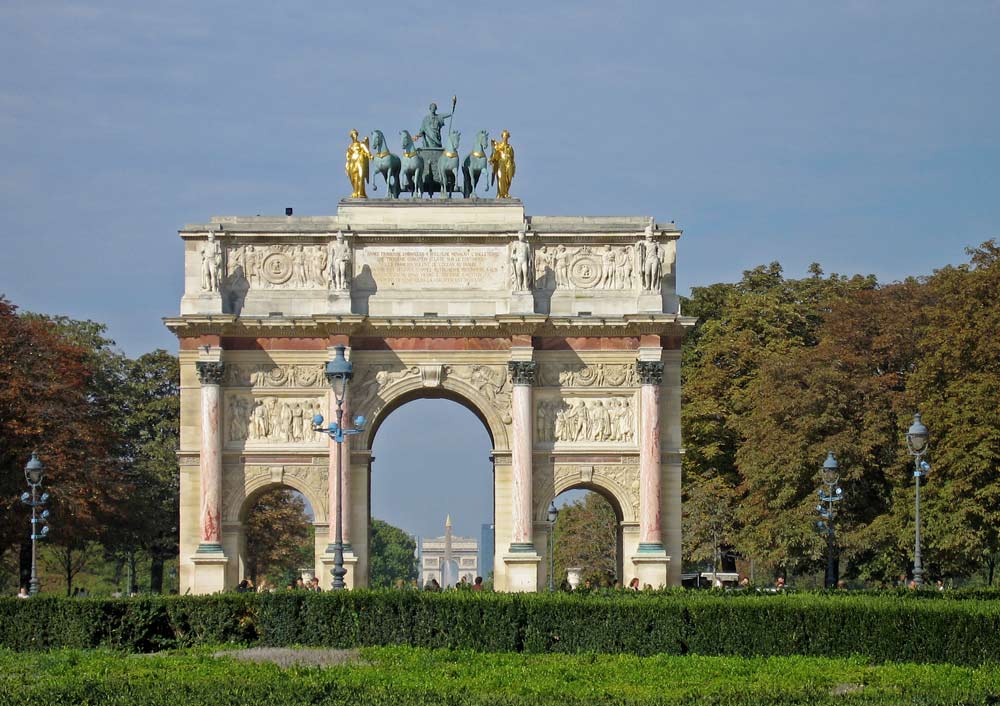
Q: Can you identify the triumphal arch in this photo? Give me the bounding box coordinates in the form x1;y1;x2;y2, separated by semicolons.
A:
168;114;693;593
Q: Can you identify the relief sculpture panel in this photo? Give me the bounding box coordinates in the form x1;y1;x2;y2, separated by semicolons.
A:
535;396;635;444
534;245;638;291
227;395;326;445
227;243;331;290
224;364;326;388
536;363;639;388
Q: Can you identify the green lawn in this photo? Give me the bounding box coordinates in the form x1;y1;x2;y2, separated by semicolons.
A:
1;646;997;705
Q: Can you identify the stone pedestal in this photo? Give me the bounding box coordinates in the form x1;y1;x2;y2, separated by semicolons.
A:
509;291;535;314
181;292;224;315
636;292;663;313
327;291;352;314
631;550;670;589
503;552;541;592
191;553;228;594
320;551;358;590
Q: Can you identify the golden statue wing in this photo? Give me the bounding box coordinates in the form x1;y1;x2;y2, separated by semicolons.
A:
509;145;515;179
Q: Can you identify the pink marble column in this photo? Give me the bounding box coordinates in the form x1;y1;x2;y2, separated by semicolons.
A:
636;361;664;550
327;387;352;551
508;361;536;551
196;361;225;552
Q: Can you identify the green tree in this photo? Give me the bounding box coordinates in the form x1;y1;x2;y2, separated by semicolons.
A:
0;301;127;594
244;488;312;584
553;492;618;585
680;265;876;576
368;518;417;588
113;351;180;593
910;241;1000;584
733;280;928;582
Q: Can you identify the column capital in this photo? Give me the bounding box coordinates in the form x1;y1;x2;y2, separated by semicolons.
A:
635;360;664;386
508;360;537;386
196;361;226;386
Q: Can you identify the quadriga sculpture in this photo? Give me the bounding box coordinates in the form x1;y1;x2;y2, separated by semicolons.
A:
370;130;401;199
400;130;425;198
437;131;461;199
462;130;489;198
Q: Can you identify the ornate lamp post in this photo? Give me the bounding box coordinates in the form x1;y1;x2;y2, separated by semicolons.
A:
20;452;51;596
815;452;844;589
313;345;366;590
547;502;559;591
906;413;930;587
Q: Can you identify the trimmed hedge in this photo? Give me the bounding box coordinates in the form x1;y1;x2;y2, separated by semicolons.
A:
2;590;1000;665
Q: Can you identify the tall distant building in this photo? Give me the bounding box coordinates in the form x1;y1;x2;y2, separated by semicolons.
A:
419;516;478;587
480;523;495;579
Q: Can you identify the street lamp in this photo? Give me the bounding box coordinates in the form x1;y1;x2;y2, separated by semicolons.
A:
313;345;366;591
815;451;844;589
547;502;559;591
20;452;51;596
906;413;930;587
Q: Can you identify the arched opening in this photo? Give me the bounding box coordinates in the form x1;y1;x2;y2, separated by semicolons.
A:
238;485;315;590
550;488;624;590
369;395;494;589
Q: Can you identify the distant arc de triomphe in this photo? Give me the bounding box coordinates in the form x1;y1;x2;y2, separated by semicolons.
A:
166;199;694;593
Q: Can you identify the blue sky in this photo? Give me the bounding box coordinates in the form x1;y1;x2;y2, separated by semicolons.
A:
2;2;998;539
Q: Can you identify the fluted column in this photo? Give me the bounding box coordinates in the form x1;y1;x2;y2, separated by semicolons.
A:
196;361;225;552
508;361;536;551
636;360;664;550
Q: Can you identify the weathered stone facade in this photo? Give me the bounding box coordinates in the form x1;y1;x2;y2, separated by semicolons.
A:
167;199;694;593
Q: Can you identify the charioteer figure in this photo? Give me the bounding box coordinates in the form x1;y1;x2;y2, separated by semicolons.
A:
413;99;455;150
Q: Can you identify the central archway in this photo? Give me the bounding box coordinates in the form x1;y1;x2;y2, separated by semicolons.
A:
369;396;493;588
346;362;511;589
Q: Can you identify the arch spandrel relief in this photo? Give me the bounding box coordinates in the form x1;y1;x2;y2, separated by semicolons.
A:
350;361;512;451
532;463;640;524
222;464;329;524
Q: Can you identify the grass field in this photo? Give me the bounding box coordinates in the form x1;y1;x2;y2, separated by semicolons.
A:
2;645;998;705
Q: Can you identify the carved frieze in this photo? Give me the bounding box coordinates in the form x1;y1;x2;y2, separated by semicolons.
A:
224;364;327;388
227;243;331;290
534;244;638;291
536;363;640;388
535;397;635;444
227;395;326;444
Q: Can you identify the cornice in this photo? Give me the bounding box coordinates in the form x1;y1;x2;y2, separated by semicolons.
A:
164;313;695;339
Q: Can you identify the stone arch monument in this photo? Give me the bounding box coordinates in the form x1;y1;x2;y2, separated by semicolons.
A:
167;199;695;593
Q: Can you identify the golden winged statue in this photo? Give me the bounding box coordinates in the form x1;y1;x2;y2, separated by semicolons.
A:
345;128;372;198
489;129;516;199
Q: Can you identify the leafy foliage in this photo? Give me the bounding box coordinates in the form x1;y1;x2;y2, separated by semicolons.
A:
5;591;1000;668
681;244;1000;585
553;492;618;585
243;488;312;584
368;518;417;588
